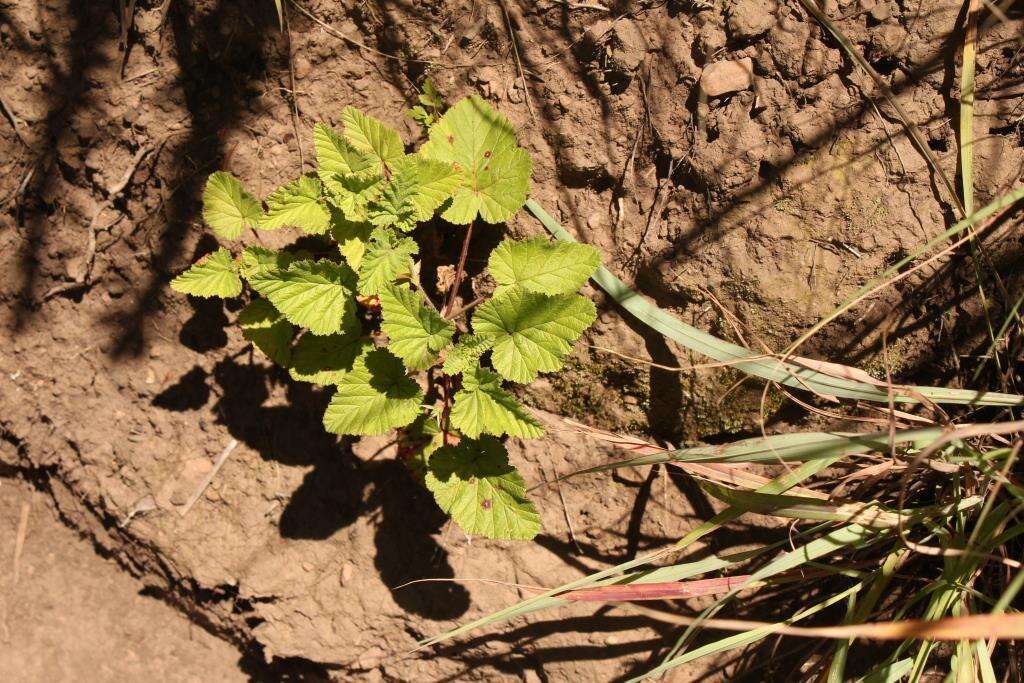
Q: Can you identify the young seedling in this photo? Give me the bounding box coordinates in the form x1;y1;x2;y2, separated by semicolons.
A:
171;92;600;540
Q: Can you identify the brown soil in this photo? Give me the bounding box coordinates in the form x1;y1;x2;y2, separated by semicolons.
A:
0;474;248;682
1;0;1021;680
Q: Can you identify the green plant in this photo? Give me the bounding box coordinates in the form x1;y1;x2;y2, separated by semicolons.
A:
170;93;600;540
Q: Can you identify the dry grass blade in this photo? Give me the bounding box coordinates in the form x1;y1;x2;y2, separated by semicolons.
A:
623;606;1024;641
527;198;1024;406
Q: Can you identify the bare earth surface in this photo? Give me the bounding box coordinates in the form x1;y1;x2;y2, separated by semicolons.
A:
0;0;1021;680
0;475;248;683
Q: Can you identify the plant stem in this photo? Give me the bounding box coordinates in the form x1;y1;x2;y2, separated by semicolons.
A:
440;221;475;438
442;220;474;318
445;295;486;321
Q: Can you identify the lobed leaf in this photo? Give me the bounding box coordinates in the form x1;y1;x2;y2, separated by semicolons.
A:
289;332;367;386
472;289;596;383
379;284;454;371
420;95;531;224
391;155;461;221
450;366;544;439
239;245;293;280
171;248;242;298
357;228;418;295
322;173;385;222
238;298;294;366
329;214;373;270
425;436;541;540
340;107;405;173
367;169;418;232
260;175;331;234
489;237;601;295
313;122;376;178
322;348;423;435
202;172;262;239
442;334;494;376
247;258;357;336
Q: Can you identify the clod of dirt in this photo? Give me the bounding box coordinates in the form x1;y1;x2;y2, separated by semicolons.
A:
867;0;895;23
700;57;755;97
727;0;778;40
608;20;648;74
583;18;648;76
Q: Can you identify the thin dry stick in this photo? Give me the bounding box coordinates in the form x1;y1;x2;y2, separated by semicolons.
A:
288;0;498;69
498;0;537;125
43;142;158;300
11;498;30;587
281;2;305;170
180;438;239;516
0;95;27;147
540;458;582;553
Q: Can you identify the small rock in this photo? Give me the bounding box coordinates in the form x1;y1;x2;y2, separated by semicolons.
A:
700;58;755;97
869;1;892;22
65;256;88;282
340;562;354;586
728;0;778;39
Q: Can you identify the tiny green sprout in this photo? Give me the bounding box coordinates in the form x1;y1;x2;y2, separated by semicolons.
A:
170;93;601;541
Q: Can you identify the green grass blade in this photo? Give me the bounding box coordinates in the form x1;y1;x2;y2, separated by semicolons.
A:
633;581;866;681
860;658;913;683
565;428;949;476
526;199;1024;407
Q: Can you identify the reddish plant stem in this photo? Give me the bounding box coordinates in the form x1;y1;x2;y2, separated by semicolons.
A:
442;220;475;317
440;220;475;437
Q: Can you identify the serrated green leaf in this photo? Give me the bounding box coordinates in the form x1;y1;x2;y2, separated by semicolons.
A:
289;332;367;385
322;348;423;435
239;246;293;281
202;172;262;239
419;79;443;109
329;214;373;269
247;258;357;335
380;284;454;370
420;96;532;224
260;175;331;234
368;170;418;231
392;155;461;221
442;334;494;375
407;105;435;129
322;173;385;222
425;436;540;540
358;229;418;295
489;237;600;295
238;298;294;366
450;366;544;439
313;122;376;178
340;107;405;173
171;248;242;298
472;290;596;383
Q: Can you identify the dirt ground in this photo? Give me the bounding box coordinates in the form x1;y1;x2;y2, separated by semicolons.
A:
1;0;1022;680
0;473;249;682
